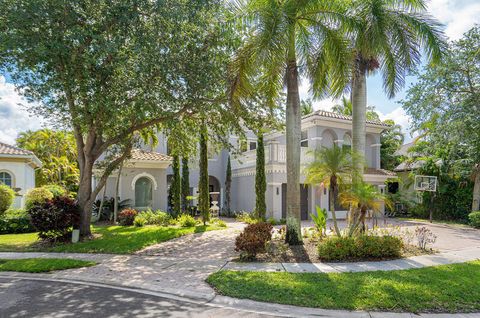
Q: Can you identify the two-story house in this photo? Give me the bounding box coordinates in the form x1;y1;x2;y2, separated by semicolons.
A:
96;110;395;220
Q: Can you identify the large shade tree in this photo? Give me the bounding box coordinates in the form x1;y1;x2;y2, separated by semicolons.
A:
230;0;352;244
402;25;480;213
348;0;445;173
0;0;237;237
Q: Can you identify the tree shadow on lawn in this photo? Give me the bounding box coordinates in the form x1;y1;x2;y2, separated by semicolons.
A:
210;261;480;313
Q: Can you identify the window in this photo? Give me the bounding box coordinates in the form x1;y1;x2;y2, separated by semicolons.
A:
301;130;308;147
343;134;352;151
249;141;257;150
135;177;153;208
0;172;12;187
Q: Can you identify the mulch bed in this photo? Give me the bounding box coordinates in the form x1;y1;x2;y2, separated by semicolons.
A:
235;238;435;263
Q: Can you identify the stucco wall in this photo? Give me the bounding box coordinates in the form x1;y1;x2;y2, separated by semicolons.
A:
231;174;255;213
0;160;36;208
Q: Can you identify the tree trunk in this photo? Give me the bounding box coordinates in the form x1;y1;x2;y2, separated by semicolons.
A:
329;183;342;236
77;160;94;237
255;133;266;219
285;29;302;245
181;157;190;213
351;59;367;176
113;162;123;223
472;166;480;211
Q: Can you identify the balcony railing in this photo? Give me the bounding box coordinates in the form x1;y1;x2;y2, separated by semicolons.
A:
231;142;311;170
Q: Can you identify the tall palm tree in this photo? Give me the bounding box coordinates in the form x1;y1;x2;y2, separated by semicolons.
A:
340;180;392;235
348;0;446;173
230;0;352;244
304;145;359;236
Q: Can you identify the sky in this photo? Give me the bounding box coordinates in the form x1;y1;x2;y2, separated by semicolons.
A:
0;0;479;145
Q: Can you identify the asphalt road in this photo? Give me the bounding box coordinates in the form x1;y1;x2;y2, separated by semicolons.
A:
0;277;273;318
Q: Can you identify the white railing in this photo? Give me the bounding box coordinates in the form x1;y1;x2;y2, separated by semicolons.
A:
231;143;312;170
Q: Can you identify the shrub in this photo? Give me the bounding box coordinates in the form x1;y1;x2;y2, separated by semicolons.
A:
137;209;171;226
468;211;480;228
133;215;146;227
0;184;15;214
318;235;403;261
25;187;54;211
235;211;258;224
210;218;227;227
28;196;80;241
415;226;437;250
311;206;327;236
118;208;138;226
43;184;67;197
0;208;34;234
266;217;276;225
235;222;273;260
176;214;196;227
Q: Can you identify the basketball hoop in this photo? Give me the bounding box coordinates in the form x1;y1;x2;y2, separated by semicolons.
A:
414;175;437;222
414;175;437;192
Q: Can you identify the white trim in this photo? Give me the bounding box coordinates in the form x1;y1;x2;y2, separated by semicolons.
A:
334;139;343;143
371;143;382;147
311;137;322;141
131;172;158;191
268;182;282;186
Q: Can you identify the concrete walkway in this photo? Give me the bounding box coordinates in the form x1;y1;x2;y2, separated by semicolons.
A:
223;245;480;273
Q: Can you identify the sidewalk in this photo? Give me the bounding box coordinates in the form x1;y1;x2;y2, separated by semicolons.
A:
223;245;480;273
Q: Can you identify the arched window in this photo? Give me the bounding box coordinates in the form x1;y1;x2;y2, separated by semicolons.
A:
135;177;153;208
0;172;12;187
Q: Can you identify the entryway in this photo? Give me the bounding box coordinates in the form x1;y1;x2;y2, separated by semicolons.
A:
281;183;309;220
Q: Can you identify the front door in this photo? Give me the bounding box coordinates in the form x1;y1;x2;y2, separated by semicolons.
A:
281;183;309;220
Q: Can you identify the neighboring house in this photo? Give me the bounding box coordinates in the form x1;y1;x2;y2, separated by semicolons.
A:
97;110;395;220
0;142;42;208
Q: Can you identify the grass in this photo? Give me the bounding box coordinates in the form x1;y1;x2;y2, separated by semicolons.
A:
207;261;480;313
0;224;220;254
0;258;96;273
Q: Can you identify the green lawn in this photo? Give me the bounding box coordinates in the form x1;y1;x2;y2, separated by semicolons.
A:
0;258;96;273
207;261;480;313
0;225;220;254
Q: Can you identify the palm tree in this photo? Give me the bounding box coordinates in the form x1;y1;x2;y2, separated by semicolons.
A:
304;145;359;236
230;0;352;245
348;0;446;173
301;99;314;116
340;181;392;235
332;95;379;121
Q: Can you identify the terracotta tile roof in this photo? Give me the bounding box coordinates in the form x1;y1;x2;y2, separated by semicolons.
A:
130;149;172;162
304;110;391;127
0;142;34;156
365;167;397;176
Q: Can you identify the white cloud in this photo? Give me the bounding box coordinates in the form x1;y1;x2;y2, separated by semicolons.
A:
378;106;419;141
0;76;44;145
428;0;480;40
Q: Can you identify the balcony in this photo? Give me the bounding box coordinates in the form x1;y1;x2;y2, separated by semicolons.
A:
231;142;311;170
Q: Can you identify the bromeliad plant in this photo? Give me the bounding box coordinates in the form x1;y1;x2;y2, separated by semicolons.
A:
310;206;327;237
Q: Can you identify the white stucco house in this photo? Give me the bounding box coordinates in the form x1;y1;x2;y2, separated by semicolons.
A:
0;142;42;208
97;110;396;220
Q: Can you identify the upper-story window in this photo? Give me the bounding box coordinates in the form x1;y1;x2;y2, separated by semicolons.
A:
0;172;12;187
238;137;256;152
249;141;257;150
300;130;308;147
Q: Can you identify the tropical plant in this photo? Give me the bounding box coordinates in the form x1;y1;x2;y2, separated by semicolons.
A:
301;99;314;116
332;96;379;121
24;187;54;211
339;181;392;235
304;145;358;236
380;119;404;170
176;214;196;227
348;0;445;173
311;206;327;237
230;0;352;245
117;208;138;226
254;132;266;219
468;211;480;229
0;185;15;214
16;129;79;191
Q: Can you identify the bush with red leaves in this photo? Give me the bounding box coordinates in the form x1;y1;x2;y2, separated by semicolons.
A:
28;196;80;241
118;208;138;226
235;222;273;260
